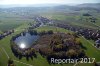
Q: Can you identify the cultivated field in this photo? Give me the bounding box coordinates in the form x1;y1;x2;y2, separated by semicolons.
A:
0;4;100;66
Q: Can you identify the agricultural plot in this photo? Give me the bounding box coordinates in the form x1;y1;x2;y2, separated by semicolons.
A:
40;12;100;29
0;12;34;31
0;3;100;66
35;26;73;33
0;25;98;66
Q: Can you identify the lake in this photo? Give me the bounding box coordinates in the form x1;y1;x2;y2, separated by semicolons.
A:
14;32;39;49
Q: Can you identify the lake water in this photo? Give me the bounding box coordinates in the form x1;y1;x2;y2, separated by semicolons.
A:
14;33;39;49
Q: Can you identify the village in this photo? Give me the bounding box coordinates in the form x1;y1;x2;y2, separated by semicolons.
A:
0;16;100;49
0;15;100;66
0;30;14;40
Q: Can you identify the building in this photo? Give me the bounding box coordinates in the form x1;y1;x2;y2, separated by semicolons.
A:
95;39;100;48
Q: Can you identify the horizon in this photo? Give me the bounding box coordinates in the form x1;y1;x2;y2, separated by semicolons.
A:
0;3;100;8
0;0;99;5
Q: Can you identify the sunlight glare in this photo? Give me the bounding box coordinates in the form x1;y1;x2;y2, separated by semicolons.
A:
20;43;26;49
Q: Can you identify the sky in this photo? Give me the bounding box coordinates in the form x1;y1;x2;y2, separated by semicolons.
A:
0;0;99;5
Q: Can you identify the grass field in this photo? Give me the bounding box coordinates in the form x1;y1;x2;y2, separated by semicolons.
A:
0;9;100;66
0;24;100;66
0;9;99;32
80;37;100;62
41;12;100;29
35;26;73;33
0;25;74;66
0;12;34;31
0;31;3;34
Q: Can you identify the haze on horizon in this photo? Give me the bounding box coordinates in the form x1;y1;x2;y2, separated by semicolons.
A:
0;0;100;5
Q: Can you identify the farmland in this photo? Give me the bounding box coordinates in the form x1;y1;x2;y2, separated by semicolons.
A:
0;25;98;66
0;3;100;66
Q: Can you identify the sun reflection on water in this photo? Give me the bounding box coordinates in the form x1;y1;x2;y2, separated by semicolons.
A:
20;43;26;49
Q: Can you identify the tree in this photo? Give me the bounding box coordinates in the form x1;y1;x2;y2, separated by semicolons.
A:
33;30;38;35
89;17;97;23
93;61;99;66
75;38;81;45
66;49;78;58
39;30;46;36
8;58;15;66
83;13;91;16
47;30;53;34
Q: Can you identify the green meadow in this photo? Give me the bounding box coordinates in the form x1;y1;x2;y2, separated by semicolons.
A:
0;24;100;66
0;5;100;66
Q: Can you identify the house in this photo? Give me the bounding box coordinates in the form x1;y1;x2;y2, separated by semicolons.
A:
95;39;100;48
